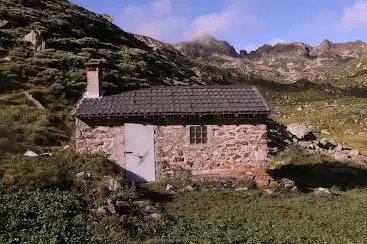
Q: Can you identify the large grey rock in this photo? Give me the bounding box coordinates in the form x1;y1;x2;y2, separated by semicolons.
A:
278;178;296;189
115;201;130;209
24;150;39;157
76;172;85;178
314;187;331;195
183;185;194;192
0;20;9;28
133;200;152;208
165;184;175;192
106;199;116;214
286;124;316;141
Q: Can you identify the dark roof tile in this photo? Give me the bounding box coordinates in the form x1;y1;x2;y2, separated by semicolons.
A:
73;85;271;119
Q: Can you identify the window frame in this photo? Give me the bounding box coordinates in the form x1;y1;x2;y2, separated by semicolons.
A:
188;125;209;146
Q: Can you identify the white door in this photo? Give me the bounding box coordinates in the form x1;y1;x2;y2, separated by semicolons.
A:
124;123;155;182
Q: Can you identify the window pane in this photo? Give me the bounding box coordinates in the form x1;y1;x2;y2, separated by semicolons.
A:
202;135;208;144
189;125;208;144
190;137;196;144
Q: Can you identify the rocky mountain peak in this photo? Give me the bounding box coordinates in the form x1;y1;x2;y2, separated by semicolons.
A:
311;40;367;58
174;35;239;58
245;42;312;60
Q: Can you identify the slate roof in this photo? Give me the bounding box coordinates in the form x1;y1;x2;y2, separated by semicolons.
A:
72;85;271;119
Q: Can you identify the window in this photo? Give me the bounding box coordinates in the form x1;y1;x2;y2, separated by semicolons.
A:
189;125;208;145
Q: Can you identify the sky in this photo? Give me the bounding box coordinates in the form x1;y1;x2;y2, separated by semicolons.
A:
70;0;367;51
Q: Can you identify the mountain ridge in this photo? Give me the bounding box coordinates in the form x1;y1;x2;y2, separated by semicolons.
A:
174;35;367;88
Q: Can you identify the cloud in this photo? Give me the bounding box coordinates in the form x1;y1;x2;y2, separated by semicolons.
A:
341;0;367;29
151;0;172;16
120;0;260;42
188;10;233;38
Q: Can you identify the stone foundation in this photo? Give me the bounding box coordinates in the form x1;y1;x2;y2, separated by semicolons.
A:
74;119;125;167
156;124;268;179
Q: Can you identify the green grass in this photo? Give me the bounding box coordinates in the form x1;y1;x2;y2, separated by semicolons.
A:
2;151;367;243
160;188;367;243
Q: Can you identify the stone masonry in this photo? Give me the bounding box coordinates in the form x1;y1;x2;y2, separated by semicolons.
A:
74;119;125;167
74;120;269;181
156;124;268;178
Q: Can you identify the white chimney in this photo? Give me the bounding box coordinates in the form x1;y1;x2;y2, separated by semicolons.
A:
84;60;102;98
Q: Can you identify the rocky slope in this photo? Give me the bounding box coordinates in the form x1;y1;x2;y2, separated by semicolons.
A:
176;36;367;89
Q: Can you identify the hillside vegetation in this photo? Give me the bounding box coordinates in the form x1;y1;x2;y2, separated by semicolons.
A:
0;0;219;149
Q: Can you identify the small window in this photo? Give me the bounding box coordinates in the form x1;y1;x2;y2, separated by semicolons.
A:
189;125;208;145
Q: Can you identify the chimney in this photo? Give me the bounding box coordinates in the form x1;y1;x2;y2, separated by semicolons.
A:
84;60;102;98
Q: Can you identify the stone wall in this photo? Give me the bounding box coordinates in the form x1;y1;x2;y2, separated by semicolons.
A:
74;119;125;167
156;124;268;178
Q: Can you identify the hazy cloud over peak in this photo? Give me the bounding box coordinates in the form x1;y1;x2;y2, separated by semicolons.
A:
121;0;260;43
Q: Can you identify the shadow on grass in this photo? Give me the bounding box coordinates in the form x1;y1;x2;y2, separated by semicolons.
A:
135;184;173;203
269;161;367;191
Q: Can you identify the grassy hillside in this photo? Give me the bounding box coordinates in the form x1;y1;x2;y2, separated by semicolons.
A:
0;0;210;149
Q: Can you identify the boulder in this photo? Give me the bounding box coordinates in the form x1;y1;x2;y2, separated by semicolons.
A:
115;200;130;209
106;199;116;214
314;187;331;195
133;200;152;208
278;178;296;189
76;172;85;178
183;185;194;192
76;171;91;178
0;20;9;28
24;150;38;157
286;124;316;141
165;184;175;192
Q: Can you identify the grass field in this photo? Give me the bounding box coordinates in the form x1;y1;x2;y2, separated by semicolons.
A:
2;150;367;243
158;188;367;243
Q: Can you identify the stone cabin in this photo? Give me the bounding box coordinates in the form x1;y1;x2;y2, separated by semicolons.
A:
72;62;271;182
